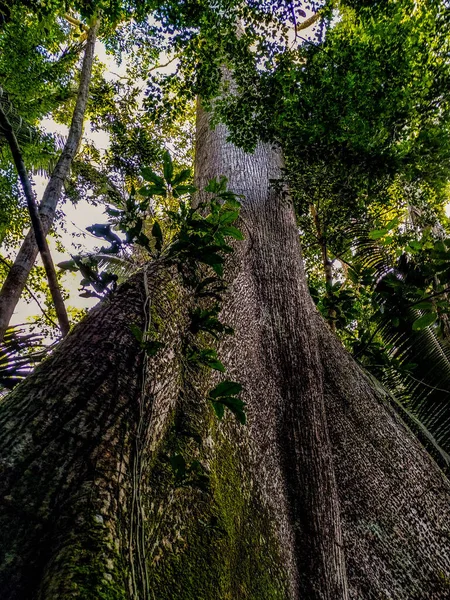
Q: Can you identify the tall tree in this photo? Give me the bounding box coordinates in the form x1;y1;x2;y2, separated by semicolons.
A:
1;1;450;599
1;97;450;599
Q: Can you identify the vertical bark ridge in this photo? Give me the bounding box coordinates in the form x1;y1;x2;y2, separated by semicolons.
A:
317;318;450;598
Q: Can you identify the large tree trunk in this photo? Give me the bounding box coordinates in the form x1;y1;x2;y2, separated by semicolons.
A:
0;21;99;342
1;110;450;600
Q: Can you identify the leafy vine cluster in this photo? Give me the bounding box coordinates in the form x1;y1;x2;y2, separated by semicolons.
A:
61;151;247;428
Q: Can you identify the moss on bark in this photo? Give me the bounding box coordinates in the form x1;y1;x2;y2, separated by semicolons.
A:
143;419;288;600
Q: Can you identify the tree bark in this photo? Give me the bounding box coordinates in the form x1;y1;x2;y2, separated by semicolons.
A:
0;21;99;342
1;109;450;600
194;106;348;599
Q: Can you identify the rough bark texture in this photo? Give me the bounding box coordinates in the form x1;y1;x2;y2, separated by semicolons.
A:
0;110;450;600
194;107;348;599
0;21;98;342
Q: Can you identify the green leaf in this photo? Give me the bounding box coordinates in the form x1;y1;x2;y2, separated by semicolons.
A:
139;185;167;197
211;401;225;420
57;259;78;271
209;380;243;399
369;229;389;240
196;251;224;274
172;168;192;186
205;357;226;372
434;241;447;253
205;176;228;193
188;348;226;372
412;312;438;331
409;240;423;251
221;225;244;240
219;210;240;225
233;409;246;425
163;150;174;183
385;216;400;230
173;184;197;197
105;207;122;218
141;167;164;186
211;397;247;425
211;263;224;277
219;396;246;411
413;301;433;310
152;221;163;252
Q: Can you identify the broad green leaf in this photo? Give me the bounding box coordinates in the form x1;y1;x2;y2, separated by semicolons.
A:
57;259;78;271
139;185;167;197
412;312;438;331
205;176;228;193
172;169;192;185
214;397;247;424
385;216;400;230
211;400;225;420
219;210;240;225
413;301;433;310
409;240;423;251
209;380;243;398
219;396;245;411
204;357;226;372
369;229;389;240
163;150;174;183
141;167;164;186
221;225;244;240
173;184;197;197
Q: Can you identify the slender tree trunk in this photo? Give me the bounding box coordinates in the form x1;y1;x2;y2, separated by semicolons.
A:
0;105;70;337
1;110;450;600
0;21;99;341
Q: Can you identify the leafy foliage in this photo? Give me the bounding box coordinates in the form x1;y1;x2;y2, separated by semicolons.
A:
0;326;49;392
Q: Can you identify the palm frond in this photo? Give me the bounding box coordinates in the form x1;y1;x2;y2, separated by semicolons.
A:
0;325;49;392
94;253;140;283
347;226;450;457
366;370;450;473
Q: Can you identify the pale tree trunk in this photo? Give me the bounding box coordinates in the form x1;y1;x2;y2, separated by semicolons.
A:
0;21;99;342
1;109;450;600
